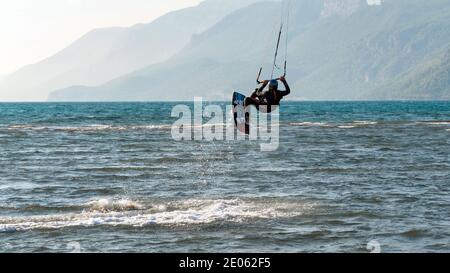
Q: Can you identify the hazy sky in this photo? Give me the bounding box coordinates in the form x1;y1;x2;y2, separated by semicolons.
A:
0;0;202;75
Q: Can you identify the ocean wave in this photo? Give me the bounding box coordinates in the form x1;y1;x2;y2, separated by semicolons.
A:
195;123;229;128
0;198;315;232
400;229;428;238
289;122;329;127
353;121;378;125
4;121;383;132
86;199;143;213
4;123;234;132
6;124;172;132
417;121;450;126
289;121;377;128
338;121;379;129
129;125;173;130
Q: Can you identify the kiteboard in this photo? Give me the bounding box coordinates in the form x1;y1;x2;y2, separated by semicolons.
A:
232;92;250;135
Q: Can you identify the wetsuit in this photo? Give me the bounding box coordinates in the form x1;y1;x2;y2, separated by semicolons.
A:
245;78;291;112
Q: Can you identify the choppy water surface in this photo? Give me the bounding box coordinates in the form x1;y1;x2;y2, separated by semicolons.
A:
0;102;449;252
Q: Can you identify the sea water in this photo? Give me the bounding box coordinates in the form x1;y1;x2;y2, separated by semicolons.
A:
0;101;449;252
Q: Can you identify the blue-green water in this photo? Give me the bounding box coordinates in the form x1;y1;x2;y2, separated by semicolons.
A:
0;101;449;252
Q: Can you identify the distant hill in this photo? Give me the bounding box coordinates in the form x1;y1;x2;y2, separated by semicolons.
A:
0;0;262;101
49;0;450;101
366;47;450;100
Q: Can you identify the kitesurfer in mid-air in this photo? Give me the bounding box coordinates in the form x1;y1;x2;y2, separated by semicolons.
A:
244;76;291;112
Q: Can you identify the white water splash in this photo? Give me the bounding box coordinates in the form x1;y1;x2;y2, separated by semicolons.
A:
86;199;143;213
0;198;315;233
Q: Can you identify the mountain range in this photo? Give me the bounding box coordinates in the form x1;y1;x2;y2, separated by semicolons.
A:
2;0;449;101
0;0;262;101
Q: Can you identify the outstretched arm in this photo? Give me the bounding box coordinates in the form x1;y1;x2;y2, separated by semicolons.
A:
279;76;290;96
257;80;269;95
